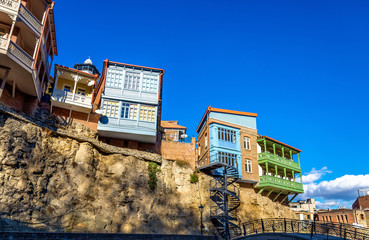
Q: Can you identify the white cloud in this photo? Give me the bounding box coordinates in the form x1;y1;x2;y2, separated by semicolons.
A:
301;174;369;203
300;167;332;184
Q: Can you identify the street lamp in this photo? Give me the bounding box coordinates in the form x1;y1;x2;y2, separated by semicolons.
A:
199;204;204;235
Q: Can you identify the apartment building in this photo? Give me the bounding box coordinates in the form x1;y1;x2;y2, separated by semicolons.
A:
50;58;100;129
196;106;260;185
96;60;164;150
290;198;316;220
0;0;57;114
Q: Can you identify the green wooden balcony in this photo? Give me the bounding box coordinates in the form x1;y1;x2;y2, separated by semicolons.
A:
258;152;301;172
258;175;304;193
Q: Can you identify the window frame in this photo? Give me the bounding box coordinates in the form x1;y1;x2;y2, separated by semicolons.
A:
121;102;138;120
124;70;141;91
77;87;86;96
217;127;237;144
244;136;251;150
245;159;252;173
102;99;120;118
106;67;124;89
63;84;72;92
139;104;156;122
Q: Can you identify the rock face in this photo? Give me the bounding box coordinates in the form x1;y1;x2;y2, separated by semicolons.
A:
0;111;296;234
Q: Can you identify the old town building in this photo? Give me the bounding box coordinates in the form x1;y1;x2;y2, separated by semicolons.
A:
0;0;57;114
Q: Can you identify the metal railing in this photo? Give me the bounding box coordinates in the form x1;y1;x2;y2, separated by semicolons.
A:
18;3;42;35
52;89;92;106
0;0;19;12
239;218;369;240
8;41;33;71
258;151;300;170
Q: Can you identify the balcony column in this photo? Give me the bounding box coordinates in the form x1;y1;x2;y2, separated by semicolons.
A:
32;38;40;59
282;147;285;159
284;168;286;179
6;17;17;49
263;139;267;153
71;74;82;101
275;165;278;177
266;162;269;175
0;68;10;98
273;143;276;156
297;153;300;164
299;172;302;183
290;150;293;160
292;170;295;182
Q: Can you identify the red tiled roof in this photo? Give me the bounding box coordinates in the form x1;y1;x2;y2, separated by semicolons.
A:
161;121;187;130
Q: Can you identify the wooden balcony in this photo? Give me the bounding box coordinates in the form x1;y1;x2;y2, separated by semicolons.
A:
51;89;92;109
7;41;33;72
18;4;42;36
258;175;304;193
258;151;301;172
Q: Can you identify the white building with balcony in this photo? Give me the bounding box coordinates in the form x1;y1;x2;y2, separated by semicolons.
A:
51;60;99;120
0;0;57;113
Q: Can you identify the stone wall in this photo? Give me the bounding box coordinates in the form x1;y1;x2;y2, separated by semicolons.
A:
0;110;297;235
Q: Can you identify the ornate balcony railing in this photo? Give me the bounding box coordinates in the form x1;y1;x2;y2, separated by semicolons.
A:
8;41;33;72
18;4;42;36
258;151;300;171
0;36;8;50
52;89;92;107
0;0;20;13
258;175;304;193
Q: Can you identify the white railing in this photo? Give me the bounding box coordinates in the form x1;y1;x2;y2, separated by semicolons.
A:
0;0;20;13
0;36;8;50
18;4;42;35
52;89;92;106
8;41;33;71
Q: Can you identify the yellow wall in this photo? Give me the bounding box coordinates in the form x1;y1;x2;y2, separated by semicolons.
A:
56;77;93;97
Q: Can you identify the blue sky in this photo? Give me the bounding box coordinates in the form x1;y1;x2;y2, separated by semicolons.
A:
53;0;369;208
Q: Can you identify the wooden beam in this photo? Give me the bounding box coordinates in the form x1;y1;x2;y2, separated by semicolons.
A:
12;81;15;98
280;192;291;203
266;189;274;197
257;188;264;195
288;194;299;204
273;191;283;202
0;68;10;98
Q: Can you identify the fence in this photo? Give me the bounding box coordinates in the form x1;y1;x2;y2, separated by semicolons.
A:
239;218;369;240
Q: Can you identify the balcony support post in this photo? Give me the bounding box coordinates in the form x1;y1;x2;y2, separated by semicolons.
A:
288;194;299;204
299;172;302;183
266;189;273;197
263;139;267;153
282;147;285;159
290;150;293;160
257;188;264;195
273;143;276;156
284;168;286;179
266;162;269;175
292;170;295;182
53;69;64;94
12;80;15;98
273;191;283;202
6;18;16;50
0;67;10;98
280;192;291;203
297;153;300;164
275;165;278;177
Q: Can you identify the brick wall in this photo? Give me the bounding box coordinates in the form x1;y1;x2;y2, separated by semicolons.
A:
317;209;367;227
161;138;196;170
0;82;38;115
353;196;369;210
52;106;99;130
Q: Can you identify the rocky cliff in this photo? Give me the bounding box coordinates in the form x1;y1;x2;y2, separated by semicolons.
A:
0;108;296;235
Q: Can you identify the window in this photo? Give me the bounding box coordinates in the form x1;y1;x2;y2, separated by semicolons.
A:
218;151;238;167
361;214;365;220
307;215;311;220
124;71;140;90
102;100;119;117
142;73;158;92
244;136;251;150
205;133;208;148
121;102;138;120
77;88;85;95
218;127;236;143
345;215;348;223
139;105;156;122
245;159;252;173
63;85;71;92
106;68;123;88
